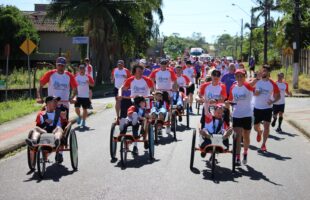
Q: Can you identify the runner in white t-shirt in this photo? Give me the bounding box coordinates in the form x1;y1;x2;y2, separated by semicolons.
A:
175;65;191;88
252;65;280;152
271;72;292;133
227;69;254;165
182;60;196;113
111;60;131;118
84;58;94;109
74;64;95;127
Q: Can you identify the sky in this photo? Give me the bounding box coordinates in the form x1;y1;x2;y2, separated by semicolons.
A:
1;0;282;43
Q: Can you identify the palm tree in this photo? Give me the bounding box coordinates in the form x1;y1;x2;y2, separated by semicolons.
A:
47;0;163;84
253;0;280;64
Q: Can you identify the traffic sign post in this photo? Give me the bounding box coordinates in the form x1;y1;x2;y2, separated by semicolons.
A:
19;39;37;98
4;44;10;101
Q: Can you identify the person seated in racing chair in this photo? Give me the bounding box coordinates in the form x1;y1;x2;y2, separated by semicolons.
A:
171;83;187;122
120;96;148;154
25;96;68;149
199;102;233;158
151;90;170;134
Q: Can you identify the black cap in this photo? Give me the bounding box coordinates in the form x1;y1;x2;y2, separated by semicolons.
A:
186;60;192;65
160;58;168;65
45;96;61;104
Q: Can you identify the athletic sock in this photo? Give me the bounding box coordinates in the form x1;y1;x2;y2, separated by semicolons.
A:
278;117;283;128
243;149;248;155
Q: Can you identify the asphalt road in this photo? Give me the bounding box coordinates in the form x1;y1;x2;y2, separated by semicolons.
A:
1;99;310;200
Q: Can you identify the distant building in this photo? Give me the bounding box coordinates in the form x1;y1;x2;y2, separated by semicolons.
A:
23;4;81;63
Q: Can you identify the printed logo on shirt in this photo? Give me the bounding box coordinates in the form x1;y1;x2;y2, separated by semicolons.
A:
133;85;147;93
158;77;169;82
233;93;247;101
53;81;68;91
207;92;221;99
257;87;270;95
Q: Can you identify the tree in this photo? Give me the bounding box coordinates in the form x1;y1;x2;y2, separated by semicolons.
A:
253;0;280;64
48;0;163;84
0;5;39;58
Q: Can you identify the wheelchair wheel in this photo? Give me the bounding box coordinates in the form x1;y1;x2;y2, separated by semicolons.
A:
211;151;216;179
27;146;36;171
172;111;177;141
36;146;46;178
186;103;190;128
154;124;159;145
232;132;237;173
69;130;78;170
190;129;196;170
120;137;128;167
148;125;155;160
197;103;200;115
110;123;118;160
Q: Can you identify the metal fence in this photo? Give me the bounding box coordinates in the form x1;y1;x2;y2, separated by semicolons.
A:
281;49;310;75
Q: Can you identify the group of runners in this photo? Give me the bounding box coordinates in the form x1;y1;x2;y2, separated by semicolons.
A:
25;55;291;166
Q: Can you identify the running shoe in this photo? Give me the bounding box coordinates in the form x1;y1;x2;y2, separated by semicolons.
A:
276;127;282;133
178;115;182;122
256;131;262;142
261;144;267;152
55;153;63;164
242;154;248;165
166;126;171;134
235;159;241;166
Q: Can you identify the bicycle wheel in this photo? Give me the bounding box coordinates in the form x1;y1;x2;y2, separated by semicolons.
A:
27;146;36;171
110;123;118;160
120;137;128;168
190;129;196;170
36;146;46;178
232;132;237;173
186;103;190;128
148;125;155;160
211;151;216;179
70;130;78;170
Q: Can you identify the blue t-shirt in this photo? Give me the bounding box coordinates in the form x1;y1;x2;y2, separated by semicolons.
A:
143;68;151;76
221;73;236;96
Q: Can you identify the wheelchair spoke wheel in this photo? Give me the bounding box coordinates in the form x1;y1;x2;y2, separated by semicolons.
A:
172;111;177;141
190;129;196;170
36;147;46;178
70;130;78;170
186;103;190;128
154;124;159;145
110;123;118;160
120;137;128;168
232;132;237;173
148;125;155;160
27;146;36;171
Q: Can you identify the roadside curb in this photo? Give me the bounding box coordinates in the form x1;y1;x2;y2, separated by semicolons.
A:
286;119;310;139
0;110;96;159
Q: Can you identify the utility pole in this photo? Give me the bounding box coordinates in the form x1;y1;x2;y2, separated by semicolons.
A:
240;18;243;61
249;7;255;62
293;0;301;89
235;32;238;59
263;0;269;64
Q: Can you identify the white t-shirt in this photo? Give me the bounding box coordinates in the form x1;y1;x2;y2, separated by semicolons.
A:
199;82;227;101
274;81;289;105
150;69;177;91
229;82;254;118
253;79;280;109
40;70;77;103
111;67;131;89
183;66;196;83
176;74;190;87
75;74;95;98
123;76;154;97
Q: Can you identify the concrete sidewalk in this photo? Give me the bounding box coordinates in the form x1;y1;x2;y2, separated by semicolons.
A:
0;98;112;158
284;97;310;138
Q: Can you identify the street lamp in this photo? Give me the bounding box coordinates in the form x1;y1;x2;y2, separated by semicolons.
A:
226;15;243;60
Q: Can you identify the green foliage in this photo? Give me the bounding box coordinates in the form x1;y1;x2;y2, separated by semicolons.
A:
0;5;39;58
0;99;40;124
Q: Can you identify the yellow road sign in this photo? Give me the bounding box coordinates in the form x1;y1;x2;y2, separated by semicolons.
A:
19;39;37;55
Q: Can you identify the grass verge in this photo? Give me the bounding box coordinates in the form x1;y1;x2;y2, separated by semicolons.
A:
0;99;41;124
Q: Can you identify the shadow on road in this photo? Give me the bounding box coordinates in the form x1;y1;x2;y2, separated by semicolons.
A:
156;133;179;146
114;151;160;169
249;145;292;161
176;124;191;132
268;134;285;141
24;163;76;183
279;131;298;137
74;126;96;133
238;165;282;186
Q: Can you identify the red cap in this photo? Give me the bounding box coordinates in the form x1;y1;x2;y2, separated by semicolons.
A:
235;69;246;75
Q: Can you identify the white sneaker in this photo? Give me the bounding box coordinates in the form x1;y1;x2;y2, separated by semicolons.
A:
166;126;171;134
